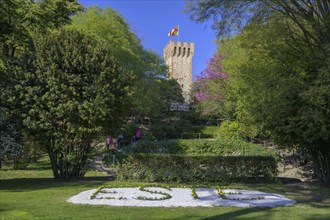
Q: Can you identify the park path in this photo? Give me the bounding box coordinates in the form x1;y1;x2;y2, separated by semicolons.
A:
87;155;114;175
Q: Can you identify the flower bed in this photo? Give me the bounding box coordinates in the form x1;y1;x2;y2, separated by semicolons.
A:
68;186;296;207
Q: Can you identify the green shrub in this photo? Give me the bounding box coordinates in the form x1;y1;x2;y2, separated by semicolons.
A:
219;121;240;139
112;154;278;183
121;139;278;157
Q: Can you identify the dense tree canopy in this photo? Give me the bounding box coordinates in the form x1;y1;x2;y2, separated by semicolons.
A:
68;6;183;120
186;0;330;185
0;0;84;171
13;29;133;179
0;0;83;59
1;2;182;179
68;6;143;72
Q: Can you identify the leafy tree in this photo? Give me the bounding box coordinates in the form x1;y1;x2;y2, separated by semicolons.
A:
220;20;330;185
0;108;23;168
14;29;133;180
0;0;83;59
129;50;182;119
185;0;330;50
68;6;182;121
68;6;143;74
0;0;83;170
187;0;330;185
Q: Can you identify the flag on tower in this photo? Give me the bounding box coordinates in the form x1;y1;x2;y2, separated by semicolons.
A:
168;26;179;36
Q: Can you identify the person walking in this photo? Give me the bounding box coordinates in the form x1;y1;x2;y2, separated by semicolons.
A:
135;128;141;141
106;135;113;151
117;132;123;148
132;135;136;143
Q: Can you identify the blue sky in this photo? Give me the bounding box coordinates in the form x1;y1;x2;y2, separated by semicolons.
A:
78;0;217;80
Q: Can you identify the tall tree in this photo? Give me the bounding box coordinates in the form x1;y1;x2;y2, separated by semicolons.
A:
0;0;83;169
68;6;143;74
14;29;133;180
220;20;330;185
186;0;330;185
68;6;181;121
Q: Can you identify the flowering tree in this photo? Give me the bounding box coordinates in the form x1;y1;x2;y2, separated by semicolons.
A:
192;51;228;120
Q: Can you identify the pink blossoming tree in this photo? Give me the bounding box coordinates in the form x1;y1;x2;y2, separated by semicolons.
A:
192;51;228;120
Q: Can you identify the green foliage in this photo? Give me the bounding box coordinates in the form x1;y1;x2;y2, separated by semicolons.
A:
14;29;133;180
68;6;182;119
68;6;142;72
199;126;221;134
185;0;330;51
0;0;83;59
219;121;239;140
0;108;23;163
113;136;278;183
136;185;172;200
186;0;330;186
0;0;83;170
112;154;278;183
121;139;277;157
147;124;220;139
220;19;330;185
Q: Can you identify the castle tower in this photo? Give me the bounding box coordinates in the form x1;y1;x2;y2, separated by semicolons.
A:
164;40;194;103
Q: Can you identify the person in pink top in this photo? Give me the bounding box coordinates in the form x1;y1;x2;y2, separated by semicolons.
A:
106;135;113;150
135;128;141;141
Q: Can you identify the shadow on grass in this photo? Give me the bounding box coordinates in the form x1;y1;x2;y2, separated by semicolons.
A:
279;177;302;184
201;205;330;220
0;176;111;192
200;207;272;220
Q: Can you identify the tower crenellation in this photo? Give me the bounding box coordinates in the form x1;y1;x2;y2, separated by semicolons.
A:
164;40;194;103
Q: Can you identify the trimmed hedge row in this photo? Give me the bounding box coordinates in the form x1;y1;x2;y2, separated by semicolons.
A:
123;139;277;157
112;154;278;183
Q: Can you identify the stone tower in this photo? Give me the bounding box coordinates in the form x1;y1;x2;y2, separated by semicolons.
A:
164;40;194;103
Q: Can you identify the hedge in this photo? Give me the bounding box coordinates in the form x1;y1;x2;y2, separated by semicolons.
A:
112;154;278;183
123;139;278;157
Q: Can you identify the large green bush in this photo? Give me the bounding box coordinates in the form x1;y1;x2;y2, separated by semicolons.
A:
112;154;277;183
112;139;278;183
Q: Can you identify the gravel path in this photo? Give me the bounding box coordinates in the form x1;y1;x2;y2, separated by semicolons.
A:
67;187;295;207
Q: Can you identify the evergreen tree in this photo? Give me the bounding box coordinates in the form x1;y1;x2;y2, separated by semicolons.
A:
16;29;133;180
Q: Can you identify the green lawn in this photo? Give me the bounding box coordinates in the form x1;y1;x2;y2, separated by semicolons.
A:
1;157;329;220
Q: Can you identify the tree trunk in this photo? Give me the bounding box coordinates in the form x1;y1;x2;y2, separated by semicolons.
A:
47;140;91;181
47;139;60;179
307;143;330;186
2;44;9;58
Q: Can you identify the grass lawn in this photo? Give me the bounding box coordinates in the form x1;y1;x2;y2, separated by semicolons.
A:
1;157;329;220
